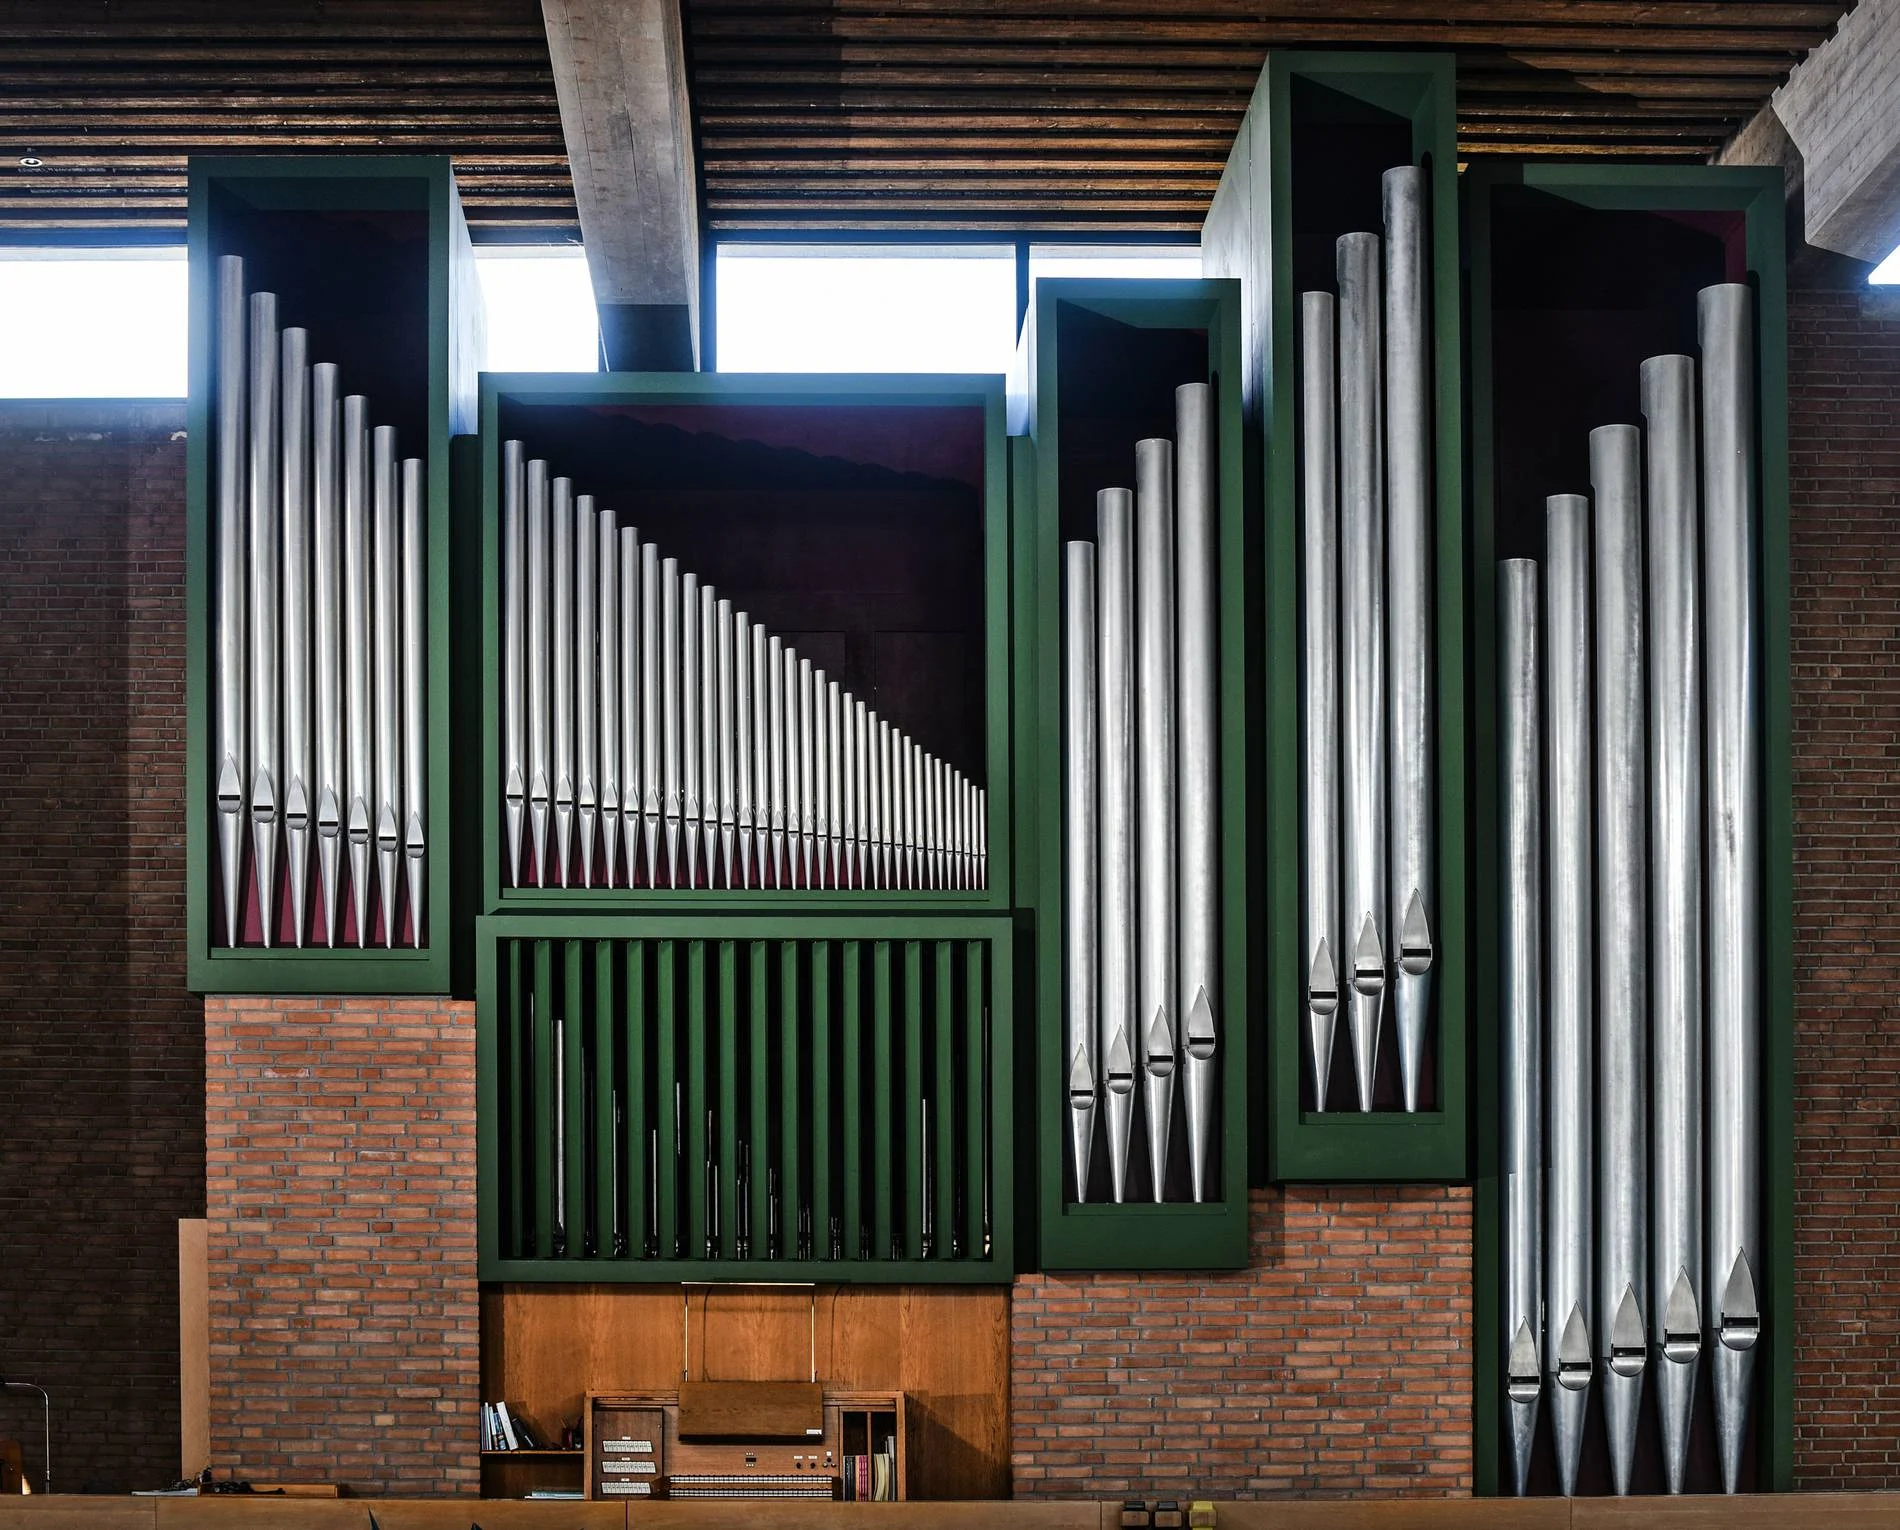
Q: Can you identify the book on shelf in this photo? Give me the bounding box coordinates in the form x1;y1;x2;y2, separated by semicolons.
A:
480;1400;551;1452
839;1441;898;1502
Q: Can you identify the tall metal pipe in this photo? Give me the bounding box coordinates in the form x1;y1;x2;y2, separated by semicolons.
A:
735;612;755;889
598;507;622;888
1644;351;1705;1495
866;708;883;889
280;327;312;948
1701;283;1762;1495
619;526;642;888
1545;492;1595;1495
372;426;403;947
641;543;662;886
526;459;552;888
840;687;857;888
311;363;343;947
662;558;683;887
213;255;248;947
574;493;598;888
856;700;873;887
1593;423;1650;1494
1098;487;1138;1203
828;680;844;889
1136;437;1178;1199
768;633;786;887
343;397;374;942
1065;540;1100;1199
798;656;817;889
718;599;738;889
813;666;831;888
1384;167;1436;1115
752;624;771;885
878;714;894;889
551;478;576;888
683;577;706;886
1499;557;1544;1496
1176;381;1220;1199
1337;230;1387;1112
400;457;426;947
501;441;526;888
248;291;282;946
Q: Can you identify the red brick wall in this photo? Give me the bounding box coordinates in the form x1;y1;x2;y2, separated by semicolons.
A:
1010;1187;1473;1497
204;994;480;1497
0;403;198;1493
1787;283;1900;1488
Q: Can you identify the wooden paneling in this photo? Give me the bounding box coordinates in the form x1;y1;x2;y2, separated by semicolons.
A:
176;1218;208;1482
481;1282;1009;1499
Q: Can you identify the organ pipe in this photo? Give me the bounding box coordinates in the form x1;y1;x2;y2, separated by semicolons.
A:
1135;437;1178;1200
311;364;343;947
574;493;598;888
371;426;402;947
249;291;282;946
551;477;576;889
598;506;621;888
400;456;426;946
502;441;526;887
343;396;374;944
1097;486;1139;1205
213;256;248;948
1065;540;1099;1200
280;326;313;947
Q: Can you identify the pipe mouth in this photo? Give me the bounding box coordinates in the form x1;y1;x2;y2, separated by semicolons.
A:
1067;1091;1095;1111
1719;1317;1760;1352
1506;1375;1541;1405
1186;1037;1217;1062
1307;989;1338;1016
1662;1333;1702;1364
1609;1346;1647;1378
1556;1357;1594;1392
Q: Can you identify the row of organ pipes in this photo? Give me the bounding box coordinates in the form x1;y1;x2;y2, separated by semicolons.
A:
498;442;987;894
212;254;427;949
1299;165;1438;1115
1062;382;1220;1204
1501;283;1761;1497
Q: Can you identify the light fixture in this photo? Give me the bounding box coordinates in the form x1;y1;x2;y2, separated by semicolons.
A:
17;157;42;170
0;1380;49;1495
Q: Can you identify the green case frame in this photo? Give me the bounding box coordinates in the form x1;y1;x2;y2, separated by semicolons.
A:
184;156;478;994
475;912;1016;1284
1020;278;1252;1270
1463;163;1792;1493
476;372;1013;917
1201;53;1467;1181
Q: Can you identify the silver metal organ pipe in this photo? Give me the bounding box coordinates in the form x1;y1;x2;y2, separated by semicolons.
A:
280;327;312;948
618;527;641;891
840;688;857;888
827;678;844;889
1499;557;1544;1497
752;625;772;886
933;758;948;890
812;666;831;888
904;736;920;890
597;507;622;888
1592;423;1650;1495
1065;540;1100;1200
1337;229;1388;1113
1700;282;1762;1496
798;656;816;888
1544;492;1595;1496
662;557;683;888
342;397;375;942
213;255;248;947
573;493;598;888
718;599;739;889
857;700;873;887
1643;351;1705;1496
734;612;755;889
692;579;714;886
249;290;282;946
1176;381;1219;1200
768;634;787;887
400;457;426;947
1097;486;1139;1203
372;425;403;947
1383;166;1436;1115
866;709;884;890
501;441;526;888
641;542;662;886
550;479;576;888
311;363;343;947
882;715;897;890
525;459;551;888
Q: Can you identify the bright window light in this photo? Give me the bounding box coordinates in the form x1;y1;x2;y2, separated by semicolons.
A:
716;245;1016;374
1870;244;1900;284
1029;243;1202;285
473;245;599;372
0;247;187;398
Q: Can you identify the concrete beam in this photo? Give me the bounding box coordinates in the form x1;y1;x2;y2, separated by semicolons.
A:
541;0;701;370
1721;0;1900;265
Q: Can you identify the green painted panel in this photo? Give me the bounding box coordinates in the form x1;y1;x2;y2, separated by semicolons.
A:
624;939;649;1259
717;939;740;1262
811;940;833;1259
686;939;709;1261
933;942;956;1259
655;940;679;1260
593;939;617;1258
903;940;925;1261
531;939;554;1260
841;941;864;1260
780;939;803;1260
872;941;895;1263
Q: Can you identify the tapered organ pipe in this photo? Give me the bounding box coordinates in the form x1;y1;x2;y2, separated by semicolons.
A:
767;633;786;887
661;558;683;887
827;679;844;889
619;528;642;888
879;715;895;889
501;441;527;887
400;457;426;947
788;648;806;887
734;612;755;888
1383;167;1435;1115
342;397;374;942
1701;283;1762;1495
249;291;282;946
1065;540;1100;1200
1644;352;1704;1496
692;580;714;885
1338;231;1387;1113
719;600;739;889
1545;493;1595;1496
311;364;343;947
812;667;831;888
640;543;662;886
1593;423;1650;1495
1499;558;1544;1497
213;255;248;947
526;460;552;888
550;479;576;888
280;327;312;948
865;708;883;889
798;657;816;888
597;507;621;888
1135;438;1178;1199
1300;292;1341;1109
856;700;873;886
372;427;403;947
839;689;857;888
573;494;598;888
752;626;772;885
1097;487;1138;1203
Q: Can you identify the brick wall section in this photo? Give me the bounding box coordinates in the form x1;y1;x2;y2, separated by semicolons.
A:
204;995;480;1497
0;403;198;1493
1011;1187;1472;1497
1787;283;1900;1488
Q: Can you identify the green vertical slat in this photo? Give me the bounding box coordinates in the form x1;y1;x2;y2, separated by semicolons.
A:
718;940;739;1262
656;939;679;1259
594;939;618;1258
624;939;649;1260
749;940;770;1258
531;938;554;1260
903;939;924;1261
965;940;987;1263
780;940;803;1257
933;941;955;1259
872;940;894;1261
507;939;526;1260
841;942;863;1260
687;938;708;1260
811;941;832;1259
562;938;586;1259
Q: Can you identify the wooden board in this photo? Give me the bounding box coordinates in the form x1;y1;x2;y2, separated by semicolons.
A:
177;1218;209;1482
677;1381;824;1439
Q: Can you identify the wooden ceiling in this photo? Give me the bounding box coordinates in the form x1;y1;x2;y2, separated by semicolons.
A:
0;0;1849;240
